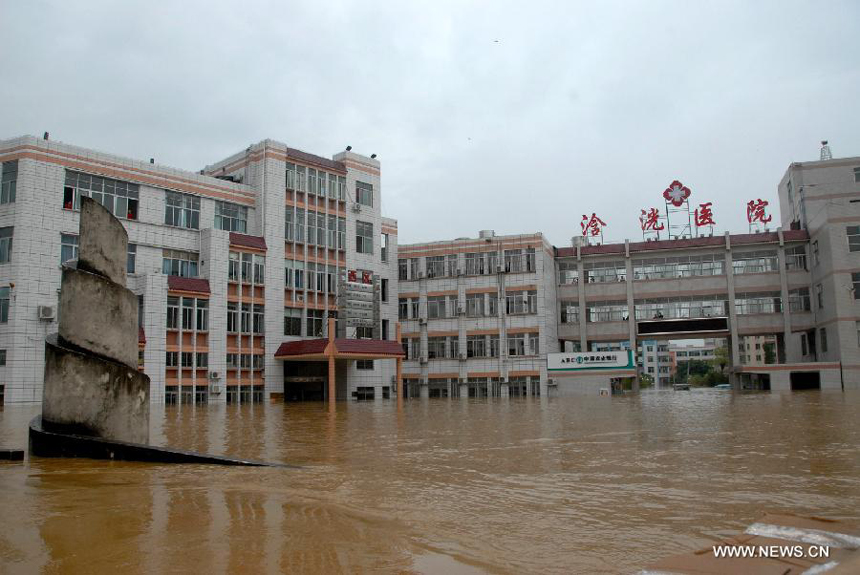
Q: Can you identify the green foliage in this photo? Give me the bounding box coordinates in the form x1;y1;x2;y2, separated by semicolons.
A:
713;346;730;372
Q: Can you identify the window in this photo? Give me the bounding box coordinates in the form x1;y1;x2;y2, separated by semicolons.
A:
0;349;5;365
357;359;374;370
854;273;860;299
732;250;778;274
507;333;526;356
410;298;419;319
820;328;828;353
426;256;445;278
788;287;811;312
816;283;824;309
398;259;408;280
337;175;346;200
356;221;373;254
328;215;337;247
467;335;487;358
356;181;373;206
227;302;238;333
254;255;265;284
196;299;208;331
381;233;389;262
427;337;446;359
558;261;579;284
735;292;782;314
785;245;807;270
241;253;252;282
181;352;194;368
181;297;194;329
466;293;485;317
1;160;17;204
306;309;324;337
306;211;317;245
447;254;458;277
634;295;726;320
855;167;860;183
587;301;628;322
801;333;808;356
252;304;264;334
398;298;408;319
381;278;388;302
382;319;389;340
0;287;9;323
465;253;485;275
240;303;251;333
164;190;200;229
215;201;247;233
584;260;627;283
504;249;523;272
427;296;446;319
813;240;820;266
295;209;305;243
634;253;725;279
284;307;302;335
337;217;346;250
410;258;419;279
60;234;79;265
356;326;374;339
285;208;294;241
166;297;179;329
295;166;306;192
166;351;178;367
505;290;537;315
848;226;860;252
127;244;136;274
226;353;238;368
856;321;860;346
63;170;139;219
560;301;579;323
285;162;296;189
162;249;198;277
0;227;11;263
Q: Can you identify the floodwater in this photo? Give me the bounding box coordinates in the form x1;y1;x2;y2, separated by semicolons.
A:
2;391;860;574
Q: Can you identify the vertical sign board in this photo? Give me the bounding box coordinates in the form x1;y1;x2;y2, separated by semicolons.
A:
547;350;635;372
337;269;379;337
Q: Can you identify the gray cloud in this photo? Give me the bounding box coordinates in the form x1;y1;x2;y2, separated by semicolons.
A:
2;0;858;245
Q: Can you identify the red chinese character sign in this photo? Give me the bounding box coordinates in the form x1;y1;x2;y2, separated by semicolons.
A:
694;202;716;235
581;213;606;244
747;198;772;232
639;207;665;240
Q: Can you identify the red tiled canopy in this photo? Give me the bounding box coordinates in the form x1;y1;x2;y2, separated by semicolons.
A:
229;232;267;251
275;338;405;359
167;276;211;294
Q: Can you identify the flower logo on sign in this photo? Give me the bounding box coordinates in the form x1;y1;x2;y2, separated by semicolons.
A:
663;180;691;207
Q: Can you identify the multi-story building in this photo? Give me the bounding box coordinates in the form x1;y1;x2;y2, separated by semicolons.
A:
397;231;558;398
0;135;399;405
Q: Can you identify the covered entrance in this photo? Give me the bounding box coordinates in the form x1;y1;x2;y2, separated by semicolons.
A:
275;318;405;403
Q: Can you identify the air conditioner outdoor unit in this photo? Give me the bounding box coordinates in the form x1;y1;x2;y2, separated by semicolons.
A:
419;356;428;364
496;265;503;273
351;203;361;213
456;268;463;276
457;306;465;315
210;384;222;394
38;305;55;321
208;371;220;380
458;378;466;384
391;375;397;383
418;271;425;279
458;353;466;361
418;317;427;325
547;378;557;386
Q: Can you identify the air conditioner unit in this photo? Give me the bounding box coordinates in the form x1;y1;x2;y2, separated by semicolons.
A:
38;305;55;321
458;353;466;361
390;375;397;383
419;356;428;364
458;378;466;384
547;378;557;386
496;265;503;273
457;305;465;315
351;203;361;213
210;384;222;394
456;268;463;276
296;293;304;302
418;317;427;325
418;271;425;279
208;371;220;380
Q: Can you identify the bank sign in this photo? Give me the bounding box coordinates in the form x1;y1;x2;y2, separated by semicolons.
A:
547;350;635;372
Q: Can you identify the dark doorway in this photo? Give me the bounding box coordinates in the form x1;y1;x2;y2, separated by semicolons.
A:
790;371;821;391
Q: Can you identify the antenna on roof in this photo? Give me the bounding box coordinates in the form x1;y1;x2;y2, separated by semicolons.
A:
820;140;832;161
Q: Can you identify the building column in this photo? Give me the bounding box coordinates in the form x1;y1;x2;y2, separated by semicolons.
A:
724;232;741;390
395;322;403;407
624;240;639;392
327;317;336;404
777;229;793;363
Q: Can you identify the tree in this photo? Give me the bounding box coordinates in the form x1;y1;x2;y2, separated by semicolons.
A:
713;345;730;373
674;359;712;384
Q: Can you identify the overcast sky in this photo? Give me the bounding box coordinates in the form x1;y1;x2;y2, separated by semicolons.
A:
2;0;859;246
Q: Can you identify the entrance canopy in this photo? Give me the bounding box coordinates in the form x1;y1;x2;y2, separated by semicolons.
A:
274;338;405;361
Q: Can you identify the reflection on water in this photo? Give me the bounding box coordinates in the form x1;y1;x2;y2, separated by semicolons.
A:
2;391;860;574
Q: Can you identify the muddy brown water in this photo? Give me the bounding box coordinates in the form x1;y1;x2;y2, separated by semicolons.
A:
2;390;859;574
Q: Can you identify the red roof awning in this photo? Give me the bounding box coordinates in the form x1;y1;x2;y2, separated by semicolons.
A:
275;338;405;359
229;232;267;251
167;276;211;294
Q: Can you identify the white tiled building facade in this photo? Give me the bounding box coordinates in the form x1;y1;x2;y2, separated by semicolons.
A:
1;135;860;404
0;135;398;404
